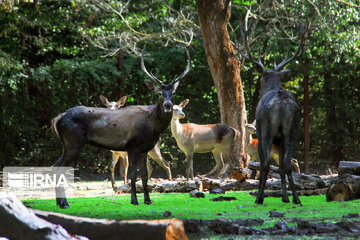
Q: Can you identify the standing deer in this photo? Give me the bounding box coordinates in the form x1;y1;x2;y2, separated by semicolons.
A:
52;49;190;207
245;120;300;173
99;95;172;190
171;99;239;179
239;20;308;204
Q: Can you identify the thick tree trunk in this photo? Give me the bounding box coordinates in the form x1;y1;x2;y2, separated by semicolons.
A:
196;0;247;173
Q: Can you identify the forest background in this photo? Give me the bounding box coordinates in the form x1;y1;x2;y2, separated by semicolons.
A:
0;0;359;177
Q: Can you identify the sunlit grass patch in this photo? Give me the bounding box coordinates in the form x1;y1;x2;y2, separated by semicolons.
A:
23;190;360;228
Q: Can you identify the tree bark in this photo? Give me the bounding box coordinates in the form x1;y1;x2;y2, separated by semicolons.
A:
0;192;86;240
303;58;310;173
338;161;360;175
34;209;188;240
196;0;247;174
117;50;125;98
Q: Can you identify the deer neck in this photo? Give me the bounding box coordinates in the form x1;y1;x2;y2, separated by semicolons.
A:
150;102;172;134
245;131;252;147
260;76;283;97
171;118;183;143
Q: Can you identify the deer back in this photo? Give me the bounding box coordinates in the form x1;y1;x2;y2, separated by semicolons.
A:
56;104;166;152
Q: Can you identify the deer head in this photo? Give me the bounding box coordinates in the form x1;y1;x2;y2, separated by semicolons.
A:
245;120;257;135
172;99;189;120
100;95;127;110
238;20;309;95
141;49;191;113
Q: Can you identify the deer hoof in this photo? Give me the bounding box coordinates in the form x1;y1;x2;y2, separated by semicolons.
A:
56;198;69;209
144;200;152;205
131;201;139;205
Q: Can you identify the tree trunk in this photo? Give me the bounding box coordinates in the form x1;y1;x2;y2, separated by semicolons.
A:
196;0;247;174
303;58;310;173
324;72;345;166
117;50;125;98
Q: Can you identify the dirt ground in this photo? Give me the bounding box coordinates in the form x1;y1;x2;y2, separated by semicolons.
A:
1;179;121;200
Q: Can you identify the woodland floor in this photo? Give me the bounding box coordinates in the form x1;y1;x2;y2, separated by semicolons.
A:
2;175;357;240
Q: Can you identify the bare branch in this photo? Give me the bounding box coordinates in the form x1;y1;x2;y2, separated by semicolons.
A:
334;0;360;8
84;0;199;56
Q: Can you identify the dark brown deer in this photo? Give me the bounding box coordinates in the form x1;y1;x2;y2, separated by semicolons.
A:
52;49;190;208
239;21;308;204
99;95;172;189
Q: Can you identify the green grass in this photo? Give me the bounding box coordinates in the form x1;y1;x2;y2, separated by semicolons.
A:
23;191;360;228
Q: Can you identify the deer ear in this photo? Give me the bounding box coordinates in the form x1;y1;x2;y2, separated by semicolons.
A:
100;95;109;107
118;96;127;108
144;79;161;93
280;69;291;79
173;81;180;93
252;120;256;125
180;99;189;108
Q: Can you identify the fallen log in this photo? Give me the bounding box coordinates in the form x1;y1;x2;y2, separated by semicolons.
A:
326;174;360;202
34;209;188;240
201;178;222;190
231;167;256;181
249;188;328;198
115;178;201;193
0;191;87;240
115;174;338;194
247;161;281;179
338;161;360;175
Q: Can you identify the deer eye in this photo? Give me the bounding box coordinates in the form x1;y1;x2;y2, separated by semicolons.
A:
158;92;163;96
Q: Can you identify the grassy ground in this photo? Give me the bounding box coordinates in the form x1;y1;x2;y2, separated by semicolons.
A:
23;189;360;229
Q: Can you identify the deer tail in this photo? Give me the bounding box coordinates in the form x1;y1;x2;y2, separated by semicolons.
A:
51;112;65;139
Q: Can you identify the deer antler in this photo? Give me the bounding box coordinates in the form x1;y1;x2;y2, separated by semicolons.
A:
237;10;266;72
172;48;191;85
141;53;163;85
274;22;310;71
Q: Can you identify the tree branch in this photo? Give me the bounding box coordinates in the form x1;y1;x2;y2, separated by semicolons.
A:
334;0;360;8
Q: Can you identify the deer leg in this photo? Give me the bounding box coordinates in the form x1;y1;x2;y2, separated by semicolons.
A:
186;152;194;180
284;145;301;204
283;120;301;205
139;153;151;204
128;151;139;205
123;155;129;184
148;148;172;179
111;152;120;190
54;143;82;209
255;135;272;205
278;147;290;203
206;150;223;178
146;157;153;180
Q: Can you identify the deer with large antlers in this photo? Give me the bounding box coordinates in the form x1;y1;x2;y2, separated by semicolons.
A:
52;49;190;207
239;19;308;205
99;95;172;190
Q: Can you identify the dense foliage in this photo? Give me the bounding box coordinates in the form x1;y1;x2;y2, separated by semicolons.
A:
0;0;359;176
